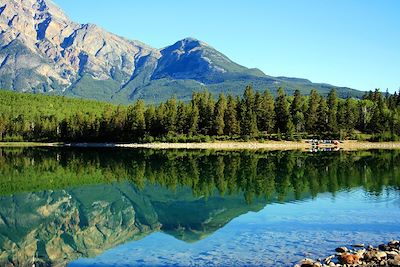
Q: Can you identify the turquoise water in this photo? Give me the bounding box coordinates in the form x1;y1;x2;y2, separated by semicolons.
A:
0;148;399;266
70;189;400;267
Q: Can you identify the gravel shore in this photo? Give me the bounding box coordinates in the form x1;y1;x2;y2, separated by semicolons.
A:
296;240;400;267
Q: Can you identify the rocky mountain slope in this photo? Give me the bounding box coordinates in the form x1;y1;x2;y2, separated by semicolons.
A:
0;0;364;103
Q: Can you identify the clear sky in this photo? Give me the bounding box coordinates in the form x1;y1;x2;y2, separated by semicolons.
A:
53;0;400;92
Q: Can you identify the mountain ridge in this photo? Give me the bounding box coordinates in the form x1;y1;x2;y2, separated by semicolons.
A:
0;0;365;103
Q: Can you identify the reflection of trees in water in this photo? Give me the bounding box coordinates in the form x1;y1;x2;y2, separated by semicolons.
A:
1;148;399;203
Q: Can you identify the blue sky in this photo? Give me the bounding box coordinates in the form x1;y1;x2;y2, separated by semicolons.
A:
53;0;400;92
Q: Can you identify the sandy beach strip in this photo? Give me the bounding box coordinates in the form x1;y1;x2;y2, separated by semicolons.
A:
117;141;400;150
1;141;400;150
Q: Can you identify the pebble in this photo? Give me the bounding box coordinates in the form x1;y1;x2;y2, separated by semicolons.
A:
335;247;349;253
295;241;400;267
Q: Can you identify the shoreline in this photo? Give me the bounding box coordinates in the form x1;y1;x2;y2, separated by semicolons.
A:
1;141;400;150
296;240;400;266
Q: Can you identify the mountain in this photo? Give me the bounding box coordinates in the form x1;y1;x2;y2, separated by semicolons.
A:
0;0;364;104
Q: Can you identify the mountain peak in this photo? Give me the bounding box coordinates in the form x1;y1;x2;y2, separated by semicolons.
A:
0;0;363;103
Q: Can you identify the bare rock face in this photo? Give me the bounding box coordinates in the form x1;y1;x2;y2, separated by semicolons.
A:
0;0;159;94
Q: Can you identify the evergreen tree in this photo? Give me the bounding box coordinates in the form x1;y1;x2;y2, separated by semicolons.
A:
290;90;303;118
317;98;329;134
286;118;296;141
193;91;214;135
145;105;157;135
274;87;290;133
306;89;320;134
261;89;275;134
224;95;240;135
164;97;178;133
254;91;264;131
176;101;189;134
327;89;338;134
127;100;146;139
213;94;227;135
344;98;359;132
188;103;199;135
290;89;304;133
240;85;258;136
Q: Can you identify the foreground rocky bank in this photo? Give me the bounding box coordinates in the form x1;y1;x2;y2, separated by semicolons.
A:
296;241;400;267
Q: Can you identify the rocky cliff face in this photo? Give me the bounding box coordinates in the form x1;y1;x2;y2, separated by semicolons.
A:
0;0;363;103
0;0;158;95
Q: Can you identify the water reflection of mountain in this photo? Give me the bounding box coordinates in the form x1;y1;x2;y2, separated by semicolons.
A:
0;148;399;266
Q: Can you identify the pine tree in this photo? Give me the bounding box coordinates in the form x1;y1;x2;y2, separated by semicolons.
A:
176;101;188;134
213;94;227;135
274;87;290;133
145;105;157;135
193;91;214;135
290;89;304;133
317;98;329;135
286;118;296;141
127;100;146;139
306;89;320;134
224;95;240;135
188;103;199;135
254;91;264;131
327;89;339;134
164;97;178;133
345;98;359;132
261;89;275;134
290;90;303;118
240;85;258;136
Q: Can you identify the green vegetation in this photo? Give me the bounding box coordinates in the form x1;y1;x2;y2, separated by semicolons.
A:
0;87;399;142
1;148;399;203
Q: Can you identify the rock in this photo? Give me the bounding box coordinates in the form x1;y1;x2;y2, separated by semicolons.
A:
356;249;366;258
389;255;400;266
386;251;399;259
335;247;349;253
339;253;359;265
364;250;376;261
352;244;365;248
388;259;400;266
375;251;387;260
389;240;400;248
379;244;390;251
324;255;335;264
300;258;315;267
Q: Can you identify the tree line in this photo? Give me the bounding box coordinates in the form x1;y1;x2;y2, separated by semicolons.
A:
1;148;399;202
1;87;400;142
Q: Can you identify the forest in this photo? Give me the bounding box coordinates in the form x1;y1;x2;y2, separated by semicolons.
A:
1;148;399;202
0;86;400;142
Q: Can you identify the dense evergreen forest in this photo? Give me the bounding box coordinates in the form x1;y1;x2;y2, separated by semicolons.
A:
1;86;400;142
1;148;399;202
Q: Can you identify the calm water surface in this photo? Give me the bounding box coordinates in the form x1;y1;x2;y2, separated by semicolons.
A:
0;148;399;267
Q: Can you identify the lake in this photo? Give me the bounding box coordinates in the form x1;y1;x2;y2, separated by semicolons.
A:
0;148;399;267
